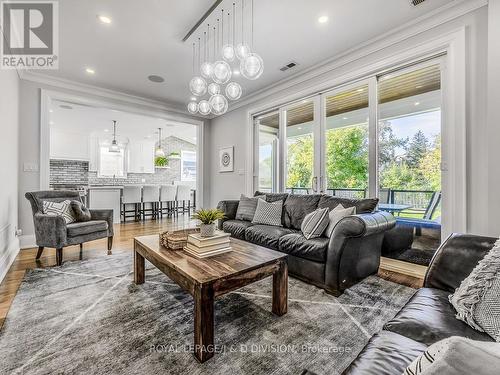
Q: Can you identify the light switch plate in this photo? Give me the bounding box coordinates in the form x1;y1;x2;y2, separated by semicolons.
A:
237;169;245;175
23;162;39;172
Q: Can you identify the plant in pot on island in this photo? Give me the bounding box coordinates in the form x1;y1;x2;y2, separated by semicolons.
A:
192;208;225;237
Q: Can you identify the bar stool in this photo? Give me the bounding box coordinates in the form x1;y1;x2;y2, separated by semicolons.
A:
122;186;142;222
142;185;160;220
160;185;177;218
176;185;192;215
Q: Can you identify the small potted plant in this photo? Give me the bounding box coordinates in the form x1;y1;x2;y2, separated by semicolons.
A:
155;156;169;167
192;208;225;237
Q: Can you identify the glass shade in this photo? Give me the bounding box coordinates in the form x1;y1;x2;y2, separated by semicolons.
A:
212;61;232;85
187;101;198;114
209;94;229;115
208;82;221;96
240;53;264;80
198;100;211;115
235;43;250;60
200;62;214;79
222;44;235;62
189;76;207;96
225;82;242;100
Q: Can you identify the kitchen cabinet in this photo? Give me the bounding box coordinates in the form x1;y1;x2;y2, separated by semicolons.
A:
127;140;155;174
88;136;99;172
50;128;90;161
88;187;122;223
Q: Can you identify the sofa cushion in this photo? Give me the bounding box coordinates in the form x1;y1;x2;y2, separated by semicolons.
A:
252;199;283;227
342;331;427;375
318;195;378;214
254;191;289;203
279;233;329;262
301;208;330;239
235;195;266;221
282;194;322;230
384;288;494;346
245;225;297;250
67;220;108;237
222;220;254;240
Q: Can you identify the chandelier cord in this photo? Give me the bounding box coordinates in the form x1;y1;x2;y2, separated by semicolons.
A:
197;37;201;71
232;3;236;46
251;0;254;49
241;0;244;44
192;42;195;74
221;9;224;46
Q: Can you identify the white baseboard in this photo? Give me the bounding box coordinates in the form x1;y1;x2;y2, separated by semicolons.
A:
0;238;20;283
19;234;36;249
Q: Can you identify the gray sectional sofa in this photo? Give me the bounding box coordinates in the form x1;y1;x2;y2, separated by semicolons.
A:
217;192;396;295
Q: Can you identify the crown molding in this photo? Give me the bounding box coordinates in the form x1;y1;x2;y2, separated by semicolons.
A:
225;0;488;114
19;70;205;119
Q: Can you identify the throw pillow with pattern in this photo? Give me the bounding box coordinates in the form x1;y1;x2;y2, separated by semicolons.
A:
252;199;283;227
325;204;356;238
301;208;330;239
235;194;266;221
43;200;75;224
449;239;500;341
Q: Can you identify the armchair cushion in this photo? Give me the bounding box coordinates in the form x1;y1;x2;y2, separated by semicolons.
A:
70;201;91;222
67;220;108;237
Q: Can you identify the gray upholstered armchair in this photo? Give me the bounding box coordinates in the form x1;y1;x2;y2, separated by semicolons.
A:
25;190;113;266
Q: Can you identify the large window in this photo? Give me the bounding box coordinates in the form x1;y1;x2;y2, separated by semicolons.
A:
181;150;197;181
253;60;443;265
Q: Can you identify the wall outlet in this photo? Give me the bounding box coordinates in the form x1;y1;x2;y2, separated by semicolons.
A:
15;228;22;236
23;162;39;172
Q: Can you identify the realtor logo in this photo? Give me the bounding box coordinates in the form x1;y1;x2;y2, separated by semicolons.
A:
1;1;58;69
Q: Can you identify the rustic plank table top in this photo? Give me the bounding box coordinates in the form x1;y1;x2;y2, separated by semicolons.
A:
133;235;288;363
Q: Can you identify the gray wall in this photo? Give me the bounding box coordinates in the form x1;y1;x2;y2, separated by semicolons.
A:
0;68;20;281
18;79;210;243
208;7;497;237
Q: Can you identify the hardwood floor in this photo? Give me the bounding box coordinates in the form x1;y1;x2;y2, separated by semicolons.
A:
0;215;422;330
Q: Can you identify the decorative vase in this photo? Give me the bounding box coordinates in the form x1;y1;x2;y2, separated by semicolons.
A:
200;223;216;237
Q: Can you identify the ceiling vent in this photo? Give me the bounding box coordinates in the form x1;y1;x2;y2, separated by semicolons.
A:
280;61;298;72
410;0;426;6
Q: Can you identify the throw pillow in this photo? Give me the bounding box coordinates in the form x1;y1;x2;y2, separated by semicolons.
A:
252;199;283;227
235;194;266;221
70;200;92;222
404;336;500;375
301;208;330;240
325;204;356;238
449;239;500;341
42;200;75;224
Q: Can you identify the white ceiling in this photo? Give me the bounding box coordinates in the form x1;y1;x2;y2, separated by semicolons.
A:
50;100;197;143
35;0;454;111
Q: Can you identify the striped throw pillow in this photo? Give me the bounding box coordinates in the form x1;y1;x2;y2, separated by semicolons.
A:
252;199;283;227
301;208;330;239
43;200;75;224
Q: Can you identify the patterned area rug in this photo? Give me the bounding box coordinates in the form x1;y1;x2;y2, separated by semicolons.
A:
0;254;415;375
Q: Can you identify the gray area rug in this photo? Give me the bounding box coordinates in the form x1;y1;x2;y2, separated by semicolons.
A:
0;254;415;375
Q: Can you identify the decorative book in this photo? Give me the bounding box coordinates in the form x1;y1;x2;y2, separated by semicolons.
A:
187;231;230;247
183;245;232;259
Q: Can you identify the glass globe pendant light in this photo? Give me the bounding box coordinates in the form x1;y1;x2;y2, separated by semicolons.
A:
198;100;211;116
235;0;250;60
200;30;213;79
212;60;232;84
222;8;235;62
189;41;207;96
225;82;242;100
209;94;229;115
241;52;263;80
208;82;220;95
187;101;198;114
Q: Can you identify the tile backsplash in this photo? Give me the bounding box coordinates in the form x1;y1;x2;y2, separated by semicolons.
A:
50;159;89;185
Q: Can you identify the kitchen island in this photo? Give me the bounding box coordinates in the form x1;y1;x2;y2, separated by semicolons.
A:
87;186;123;223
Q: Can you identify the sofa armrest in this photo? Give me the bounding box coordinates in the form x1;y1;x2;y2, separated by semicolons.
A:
33;213;67;248
325;211;396;294
216;200;239;230
89;209;114;236
424;233;497;292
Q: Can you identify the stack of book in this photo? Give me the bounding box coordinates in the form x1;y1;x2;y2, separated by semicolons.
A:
183;230;231;258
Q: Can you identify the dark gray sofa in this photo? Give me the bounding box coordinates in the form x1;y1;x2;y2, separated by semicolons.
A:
217;192;395;295
25;190;114;266
342;233;497;374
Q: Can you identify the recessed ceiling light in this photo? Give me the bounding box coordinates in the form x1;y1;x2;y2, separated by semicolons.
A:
318;15;329;24
97;15;112;24
148;75;165;83
104;129;109;132
49;109;53;113
85;67;95;75
415;102;420;106
49;121;54;125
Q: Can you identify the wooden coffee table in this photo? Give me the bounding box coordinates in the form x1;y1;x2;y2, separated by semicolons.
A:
133;235;288;363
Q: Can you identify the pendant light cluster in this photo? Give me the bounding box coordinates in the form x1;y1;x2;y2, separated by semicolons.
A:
187;0;263;116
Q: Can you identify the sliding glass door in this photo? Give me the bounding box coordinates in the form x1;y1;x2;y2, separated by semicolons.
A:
254;111;279;193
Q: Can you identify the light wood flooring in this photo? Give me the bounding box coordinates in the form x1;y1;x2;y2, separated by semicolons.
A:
0;216;423;330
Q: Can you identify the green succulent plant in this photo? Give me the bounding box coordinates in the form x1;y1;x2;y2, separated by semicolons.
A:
155;156;169;167
192;208;225;224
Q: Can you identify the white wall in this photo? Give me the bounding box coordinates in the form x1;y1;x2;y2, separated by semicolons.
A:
487;1;500;237
18;79;211;245
208;6;497;236
0;69;20;281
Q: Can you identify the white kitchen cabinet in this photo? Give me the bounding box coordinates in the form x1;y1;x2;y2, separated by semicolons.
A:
88;136;99;172
127;140;155;174
88;187;122;223
50;128;90;161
